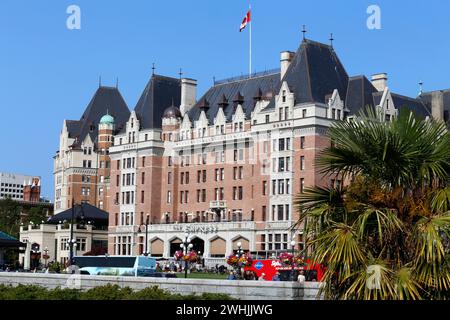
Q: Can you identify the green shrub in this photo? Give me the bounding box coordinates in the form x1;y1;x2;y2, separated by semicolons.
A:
0;284;234;300
46;287;81;300
80;284;133;300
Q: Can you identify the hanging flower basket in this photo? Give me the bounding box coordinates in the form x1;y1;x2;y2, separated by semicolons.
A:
238;253;253;267
278;252;294;266
42;254;50;260
226;254;239;267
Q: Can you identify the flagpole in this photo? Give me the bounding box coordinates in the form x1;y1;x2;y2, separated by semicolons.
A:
249;4;252;78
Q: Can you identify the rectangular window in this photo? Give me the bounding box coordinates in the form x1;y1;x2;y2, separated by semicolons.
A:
300;136;305;149
141;191;144;204
300;156;305;171
277;205;284;221
278;157;285;172
197;170;201;183
141;172;145;184
302;109;307;118
300;178;305;193
279;139;285;151
167;191;171;203
265;115;270;123
262;181;268;196
168;172;172;184
180;172;185;185
168;156;173;166
238;186;243;200
272;180;276;195
203;170;207;182
278;179;285;194
285;107;289;120
142;156;146;167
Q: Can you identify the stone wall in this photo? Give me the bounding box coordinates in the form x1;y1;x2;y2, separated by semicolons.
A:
0;273;322;300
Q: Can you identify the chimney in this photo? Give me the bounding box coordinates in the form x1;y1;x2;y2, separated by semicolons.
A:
371;73;388;92
280;51;295;80
180;78;197;116
431;91;444;121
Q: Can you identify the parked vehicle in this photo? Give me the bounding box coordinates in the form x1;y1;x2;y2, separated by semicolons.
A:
244;259;325;281
72;256;157;277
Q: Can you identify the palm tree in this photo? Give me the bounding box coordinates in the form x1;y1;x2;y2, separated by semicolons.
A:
295;108;450;300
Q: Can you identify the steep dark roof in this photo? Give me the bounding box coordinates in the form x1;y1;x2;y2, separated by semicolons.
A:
66;120;82;139
188;72;280;123
47;203;108;227
277;39;349;107
134;75;181;129
345;76;377;115
70;87;130;146
390;93;431;118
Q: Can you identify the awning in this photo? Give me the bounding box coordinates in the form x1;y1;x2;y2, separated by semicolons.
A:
0;231;25;248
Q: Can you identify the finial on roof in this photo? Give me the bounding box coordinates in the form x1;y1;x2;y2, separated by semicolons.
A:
329;33;334;48
179;68;183;80
152;63;156;76
99;76;102;88
116;77;119;89
213;76;216;85
419;81;424;96
302;25;307;41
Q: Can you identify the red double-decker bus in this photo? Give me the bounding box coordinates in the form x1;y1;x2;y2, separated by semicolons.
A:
244;259;325;281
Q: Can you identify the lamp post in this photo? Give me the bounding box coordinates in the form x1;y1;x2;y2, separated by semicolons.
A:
68;199;85;266
138;214;150;256
290;240;296;281
180;232;193;279
236;241;244;280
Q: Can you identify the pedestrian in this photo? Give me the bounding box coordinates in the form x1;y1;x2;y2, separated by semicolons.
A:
227;271;236;280
258;273;266;281
272;272;281;281
297;270;306;284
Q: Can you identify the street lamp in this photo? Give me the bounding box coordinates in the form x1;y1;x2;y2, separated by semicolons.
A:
68;200;85;266
236;241;244;279
290;240;296;281
180;232;194;278
138;214;150;256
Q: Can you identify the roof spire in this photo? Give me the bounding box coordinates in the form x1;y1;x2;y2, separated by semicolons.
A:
152;62;156;76
178;68;183;80
99;76;102;88
116;77;119;89
419;80;424;96
302;25;307;41
329;33;334;48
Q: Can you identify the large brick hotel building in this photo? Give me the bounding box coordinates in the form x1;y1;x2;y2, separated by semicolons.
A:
54;38;449;265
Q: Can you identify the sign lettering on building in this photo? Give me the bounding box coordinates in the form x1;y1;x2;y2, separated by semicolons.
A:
173;224;219;234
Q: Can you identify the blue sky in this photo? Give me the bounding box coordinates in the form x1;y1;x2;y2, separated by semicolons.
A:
1;0;449;199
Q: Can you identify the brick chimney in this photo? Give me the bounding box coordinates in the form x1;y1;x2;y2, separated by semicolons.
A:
280;51;295;79
180;78;197;116
371;73;388;92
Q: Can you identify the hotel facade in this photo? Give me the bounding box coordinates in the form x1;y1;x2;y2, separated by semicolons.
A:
54;38;449;266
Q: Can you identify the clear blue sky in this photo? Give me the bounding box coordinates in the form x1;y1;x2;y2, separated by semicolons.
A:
1;0;449;200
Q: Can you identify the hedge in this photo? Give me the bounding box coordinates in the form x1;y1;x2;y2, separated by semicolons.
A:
0;284;234;300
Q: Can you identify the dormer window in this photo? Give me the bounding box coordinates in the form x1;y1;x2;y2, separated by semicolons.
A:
131;118;134;128
89;124;95;132
282;90;286;103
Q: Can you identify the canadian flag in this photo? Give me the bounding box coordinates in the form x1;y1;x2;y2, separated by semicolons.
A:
239;9;251;32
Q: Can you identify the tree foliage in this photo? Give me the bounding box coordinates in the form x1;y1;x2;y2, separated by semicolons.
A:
295;109;450;300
